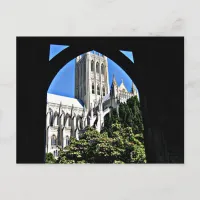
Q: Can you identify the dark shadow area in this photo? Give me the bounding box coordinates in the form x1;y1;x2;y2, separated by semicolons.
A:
17;37;184;163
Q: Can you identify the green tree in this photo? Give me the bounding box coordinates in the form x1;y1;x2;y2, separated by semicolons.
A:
119;96;144;134
56;123;146;164
53;96;146;164
45;152;56;164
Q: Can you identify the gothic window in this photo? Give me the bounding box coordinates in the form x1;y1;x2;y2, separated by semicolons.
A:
66;136;70;146
50;114;53;126
101;64;104;75
92;83;95;94
97;85;100;95
96;62;99;73
51;135;56;146
103;86;105;96
91;60;94;72
80;120;83;129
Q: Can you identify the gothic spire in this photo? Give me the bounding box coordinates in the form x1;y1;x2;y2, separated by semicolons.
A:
58;101;62;116
112;74;117;86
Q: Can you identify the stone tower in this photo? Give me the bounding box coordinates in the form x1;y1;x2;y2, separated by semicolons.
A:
75;51;110;111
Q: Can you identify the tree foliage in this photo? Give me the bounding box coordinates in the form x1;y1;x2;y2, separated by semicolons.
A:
47;96;146;164
55;124;146;164
45;152;56;164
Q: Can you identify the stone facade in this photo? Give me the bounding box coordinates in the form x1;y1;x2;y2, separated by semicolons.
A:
45;51;138;158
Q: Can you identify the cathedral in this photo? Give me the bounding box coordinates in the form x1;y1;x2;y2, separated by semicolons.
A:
46;51;139;157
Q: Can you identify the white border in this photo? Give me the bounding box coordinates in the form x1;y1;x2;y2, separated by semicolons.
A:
0;0;199;199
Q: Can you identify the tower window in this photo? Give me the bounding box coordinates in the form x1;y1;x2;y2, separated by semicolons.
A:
91;60;94;72
97;85;100;95
101;64;104;74
96;62;99;73
103;86;105;96
92;83;95;94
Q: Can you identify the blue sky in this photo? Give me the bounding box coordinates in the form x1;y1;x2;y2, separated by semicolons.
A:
48;45;137;98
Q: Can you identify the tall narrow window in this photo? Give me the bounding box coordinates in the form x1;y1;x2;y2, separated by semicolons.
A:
101;64;104;75
68;118;71;126
51;135;56;145
91;60;94;72
103;86;105;96
66;136;70;146
92;83;95;94
96;62;99;73
97;85;100;95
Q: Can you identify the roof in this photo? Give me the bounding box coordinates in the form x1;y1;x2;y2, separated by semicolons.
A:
103;93;110;102
47;93;84;108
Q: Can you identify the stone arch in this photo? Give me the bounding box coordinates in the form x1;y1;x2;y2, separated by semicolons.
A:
53;111;59;126
64;113;70;127
46;108;53;127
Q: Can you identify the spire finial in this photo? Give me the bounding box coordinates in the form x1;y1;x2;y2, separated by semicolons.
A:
112;74;117;86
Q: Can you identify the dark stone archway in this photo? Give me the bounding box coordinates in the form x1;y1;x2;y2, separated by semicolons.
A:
17;37;184;163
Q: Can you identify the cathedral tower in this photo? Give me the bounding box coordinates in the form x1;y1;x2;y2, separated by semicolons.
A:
75;51;109;110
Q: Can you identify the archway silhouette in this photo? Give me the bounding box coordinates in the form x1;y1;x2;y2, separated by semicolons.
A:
17;37;184;164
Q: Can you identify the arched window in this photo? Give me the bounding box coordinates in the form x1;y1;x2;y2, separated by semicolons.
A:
96;62;99;73
103;86;105;96
53;151;56;157
97;85;100;95
92;83;95;94
101;64;104;75
66;136;70;146
91;60;94;72
51;135;56;146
